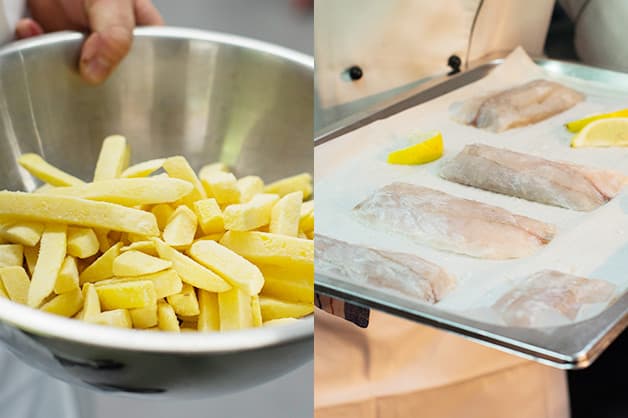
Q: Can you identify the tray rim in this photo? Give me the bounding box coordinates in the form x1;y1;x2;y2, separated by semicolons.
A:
314;54;628;369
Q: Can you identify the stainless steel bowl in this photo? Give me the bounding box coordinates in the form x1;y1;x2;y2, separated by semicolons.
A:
0;27;313;397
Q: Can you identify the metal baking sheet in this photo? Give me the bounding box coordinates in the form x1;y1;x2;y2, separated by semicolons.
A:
314;53;628;369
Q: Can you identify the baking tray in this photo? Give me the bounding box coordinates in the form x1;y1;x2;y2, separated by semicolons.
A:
314;56;628;369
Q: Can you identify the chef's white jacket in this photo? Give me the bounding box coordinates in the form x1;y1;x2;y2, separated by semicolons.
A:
315;1;571;417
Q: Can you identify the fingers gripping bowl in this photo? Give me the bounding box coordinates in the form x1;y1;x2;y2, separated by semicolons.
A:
0;28;313;396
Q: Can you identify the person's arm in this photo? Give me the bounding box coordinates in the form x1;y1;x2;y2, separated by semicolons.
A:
15;0;163;84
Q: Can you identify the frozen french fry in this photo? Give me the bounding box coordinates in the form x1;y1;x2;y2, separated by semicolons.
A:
162;156;207;205
0;192;159;236
93;135;130;181
153;239;231;293
67;227;100;259
0;266;30;304
166;283;200;316
237;176;264;203
121;158;165;178
94;228;112;252
0;222;44;247
95;269;182;299
27;224;67;307
96;280;156;310
220;231;313;268
188;240;264;295
299;200;314;233
218;288;253;331
158;302;180;332
130;305;158;329
259;296;313;321
0;244;23;267
251;295;262;327
264;173;312;199
193;198;224;235
223;194;279;231
198;162;228;178
269;191;302;237
261;277;313;304
120;240;157;256
198;289;219;332
42;178;194;207
0;281;7;298
82;283;101;322
194;233;225;243
259;263;314;285
18;153;84;187
54;256;79;294
23;245;38;275
41;288;83;317
200;171;240;205
151;204;175;231
113;250;172;277
162;205;198;248
79;242;122;284
96;309;132;328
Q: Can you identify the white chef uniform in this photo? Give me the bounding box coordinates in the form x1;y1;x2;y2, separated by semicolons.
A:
315;1;570;417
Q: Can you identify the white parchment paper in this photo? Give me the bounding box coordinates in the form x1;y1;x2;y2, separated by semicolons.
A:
315;48;628;327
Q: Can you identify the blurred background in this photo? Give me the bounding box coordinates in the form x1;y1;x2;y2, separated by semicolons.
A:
69;1;314;417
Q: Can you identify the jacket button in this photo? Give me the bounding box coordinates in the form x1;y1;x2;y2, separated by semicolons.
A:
346;65;363;81
448;55;462;75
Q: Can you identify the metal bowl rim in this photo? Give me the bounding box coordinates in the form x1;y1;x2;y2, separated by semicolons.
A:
0;27;314;353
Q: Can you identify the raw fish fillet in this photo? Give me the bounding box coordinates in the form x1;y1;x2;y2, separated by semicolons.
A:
353;183;555;259
440;144;628;211
315;235;456;303
451;79;584;132
493;270;616;327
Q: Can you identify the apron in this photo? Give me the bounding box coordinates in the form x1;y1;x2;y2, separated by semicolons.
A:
314;1;568;417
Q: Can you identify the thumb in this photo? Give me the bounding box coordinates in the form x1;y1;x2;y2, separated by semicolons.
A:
79;0;135;84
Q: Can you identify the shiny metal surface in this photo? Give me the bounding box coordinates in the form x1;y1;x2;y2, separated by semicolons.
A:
315;56;627;369
0;27;313;396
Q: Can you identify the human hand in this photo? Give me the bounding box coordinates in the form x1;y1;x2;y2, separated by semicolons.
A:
315;294;370;328
16;0;163;84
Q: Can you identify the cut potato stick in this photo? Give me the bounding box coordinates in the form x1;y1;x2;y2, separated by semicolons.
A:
96;309;132;328
220;231;313;268
299;200;314;233
193;198;224;235
218;288;253;331
0;266;30;304
96;280;156;310
130;305;158;329
0;280;7;298
54;256;80;294
0;244;23;268
0;221;44;247
121;158;165;178
261;277;313;304
198;290;220;331
23;245;38;275
82;283;101;322
0;192;159;236
27;224;67;307
158;301;180;332
223;194;279;231
113;250;172;277
95;269;182;299
41;288;83;317
237;176;264;203
67;227;100;259
269;191;302;237
18;153;84;186
259;296;313;321
162;205;198;249
153;239;231;292
79;242;122;284
162;156;207;205
41;178;194;206
264;173;312;199
93;135;130;181
188;240;264;295
198;162;228;178
151;204;175;231
251;295;262;327
167;283;200;316
120;240;157;256
200;171;240;205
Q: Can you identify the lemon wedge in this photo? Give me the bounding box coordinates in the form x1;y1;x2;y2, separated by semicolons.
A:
387;131;444;165
571;117;628;148
565;109;628;133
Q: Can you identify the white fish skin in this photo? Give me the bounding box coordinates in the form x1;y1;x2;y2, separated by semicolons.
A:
315;235;456;303
440;144;628;211
493;270;616;327
451;79;584;132
353;183;555;259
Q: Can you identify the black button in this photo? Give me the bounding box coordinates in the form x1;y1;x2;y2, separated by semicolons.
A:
347;65;363;81
448;55;462;75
